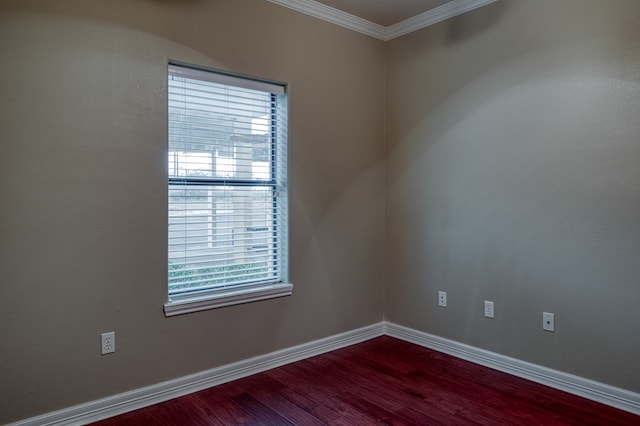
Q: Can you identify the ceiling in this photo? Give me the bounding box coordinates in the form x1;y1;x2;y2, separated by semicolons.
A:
312;0;452;27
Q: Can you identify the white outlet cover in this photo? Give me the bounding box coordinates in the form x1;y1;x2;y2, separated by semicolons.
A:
101;331;115;355
438;291;447;307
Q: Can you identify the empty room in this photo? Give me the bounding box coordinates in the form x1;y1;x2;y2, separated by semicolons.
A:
1;0;639;424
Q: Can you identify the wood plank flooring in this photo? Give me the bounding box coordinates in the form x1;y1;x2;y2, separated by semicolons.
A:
93;336;639;425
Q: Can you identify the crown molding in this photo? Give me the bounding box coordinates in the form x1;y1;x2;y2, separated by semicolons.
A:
266;0;386;40
384;0;498;41
266;0;497;41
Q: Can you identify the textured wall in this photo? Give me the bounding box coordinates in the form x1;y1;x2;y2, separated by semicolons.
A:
2;0;640;422
0;1;385;422
386;0;640;392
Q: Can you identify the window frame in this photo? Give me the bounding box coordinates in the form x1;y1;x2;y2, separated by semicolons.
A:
163;62;292;317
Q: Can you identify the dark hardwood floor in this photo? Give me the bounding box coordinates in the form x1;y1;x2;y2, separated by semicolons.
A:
93;336;639;425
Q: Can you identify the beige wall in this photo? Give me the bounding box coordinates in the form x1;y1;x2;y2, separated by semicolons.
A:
0;0;385;422
386;0;640;392
2;0;640;423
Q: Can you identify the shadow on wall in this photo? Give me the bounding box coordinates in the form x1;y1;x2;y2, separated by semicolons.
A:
289;160;386;334
1;0;280;78
442;0;510;45
386;0;640;176
385;4;513;163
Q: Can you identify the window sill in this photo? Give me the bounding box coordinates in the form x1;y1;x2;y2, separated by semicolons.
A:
163;282;293;317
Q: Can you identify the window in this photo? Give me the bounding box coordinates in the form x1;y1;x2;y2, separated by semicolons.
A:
164;63;291;316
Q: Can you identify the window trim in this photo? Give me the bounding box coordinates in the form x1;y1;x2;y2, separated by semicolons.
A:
164;62;291;317
164;282;293;316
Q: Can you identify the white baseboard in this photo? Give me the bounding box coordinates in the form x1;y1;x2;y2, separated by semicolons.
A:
10;323;385;426
384;322;640;415
12;321;639;425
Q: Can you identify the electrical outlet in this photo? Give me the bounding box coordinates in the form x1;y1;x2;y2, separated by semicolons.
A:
438;291;447;307
543;312;555;332
101;331;115;355
484;300;495;318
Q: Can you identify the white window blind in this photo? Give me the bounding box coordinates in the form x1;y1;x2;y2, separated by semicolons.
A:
165;64;289;314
